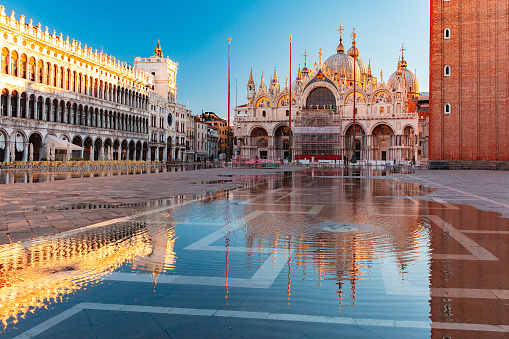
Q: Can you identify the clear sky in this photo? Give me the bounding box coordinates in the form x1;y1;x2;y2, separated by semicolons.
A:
5;0;430;120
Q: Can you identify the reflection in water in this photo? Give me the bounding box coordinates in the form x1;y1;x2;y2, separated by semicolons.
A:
0;163;221;185
0;221;152;328
0;169;446;335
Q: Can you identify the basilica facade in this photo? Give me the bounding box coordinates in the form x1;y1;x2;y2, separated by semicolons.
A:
234;31;422;164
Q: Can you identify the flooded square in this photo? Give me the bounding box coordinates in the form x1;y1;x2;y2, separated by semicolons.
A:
1;169;508;338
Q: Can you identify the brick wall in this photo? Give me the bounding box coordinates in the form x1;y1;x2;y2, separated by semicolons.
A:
430;0;508;161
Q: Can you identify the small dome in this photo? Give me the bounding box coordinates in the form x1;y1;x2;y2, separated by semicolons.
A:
388;68;420;93
356;59;368;75
347;46;360;59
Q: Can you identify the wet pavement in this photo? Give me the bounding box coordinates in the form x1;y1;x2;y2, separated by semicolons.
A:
0;168;508;338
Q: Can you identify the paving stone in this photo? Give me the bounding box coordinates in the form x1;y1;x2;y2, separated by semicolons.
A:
8;230;35;243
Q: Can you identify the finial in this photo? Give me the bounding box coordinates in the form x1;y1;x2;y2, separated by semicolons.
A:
400;43;406;60
351;28;357;42
228;37;231;44
303;50;308;67
337;21;345;39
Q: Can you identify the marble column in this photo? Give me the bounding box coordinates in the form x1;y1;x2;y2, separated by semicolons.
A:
4;142;10;162
23;143;28;161
163;147;167;162
90;146;94;161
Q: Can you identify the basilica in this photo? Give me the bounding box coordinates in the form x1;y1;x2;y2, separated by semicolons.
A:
233;29;422;164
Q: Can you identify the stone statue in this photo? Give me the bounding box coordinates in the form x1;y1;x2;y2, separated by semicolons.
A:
319;49;323;68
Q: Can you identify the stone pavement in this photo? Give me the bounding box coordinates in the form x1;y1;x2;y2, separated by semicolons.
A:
0;167;292;245
399;170;509;218
1;167;508;246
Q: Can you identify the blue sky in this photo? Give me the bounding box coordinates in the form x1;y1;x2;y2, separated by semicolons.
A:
5;0;430;119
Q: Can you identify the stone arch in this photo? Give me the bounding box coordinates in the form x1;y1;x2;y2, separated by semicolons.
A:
301;82;339;109
72;135;83;147
369;122;395;136
305;86;337;109
28;132;43;161
128;140;135;160
344;123;366;136
136;141;142;161
249;126;269;137
0;128;7;161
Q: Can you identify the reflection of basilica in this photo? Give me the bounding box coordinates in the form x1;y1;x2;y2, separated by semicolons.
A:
233;172;429;304
234;26;422;163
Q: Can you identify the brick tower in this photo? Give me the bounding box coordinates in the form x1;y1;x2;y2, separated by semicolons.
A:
430;0;509;161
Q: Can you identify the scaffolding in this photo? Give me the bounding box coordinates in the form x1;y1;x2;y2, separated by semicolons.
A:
293;110;342;160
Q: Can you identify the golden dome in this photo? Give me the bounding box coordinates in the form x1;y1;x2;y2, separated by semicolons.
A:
347;46;360;59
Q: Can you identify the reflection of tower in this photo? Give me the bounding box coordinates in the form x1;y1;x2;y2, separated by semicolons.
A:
130;223;177;287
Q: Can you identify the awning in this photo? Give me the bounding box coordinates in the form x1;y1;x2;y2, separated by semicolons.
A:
44;135;84;151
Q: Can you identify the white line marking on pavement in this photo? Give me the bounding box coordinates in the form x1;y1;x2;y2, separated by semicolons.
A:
13;307;82;339
17;302;509;338
308;205;323;215
184;211;263;251
428;215;499;261
406;175;509;209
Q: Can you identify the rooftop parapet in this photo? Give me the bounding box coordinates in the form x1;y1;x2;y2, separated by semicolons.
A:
0;5;153;86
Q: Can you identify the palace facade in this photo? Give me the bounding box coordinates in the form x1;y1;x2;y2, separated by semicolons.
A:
0;5;186;162
234;30;422;163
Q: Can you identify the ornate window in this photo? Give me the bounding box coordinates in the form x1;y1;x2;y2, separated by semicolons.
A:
306;87;336;109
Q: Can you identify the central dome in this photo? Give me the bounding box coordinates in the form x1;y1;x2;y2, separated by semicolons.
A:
324;53;361;81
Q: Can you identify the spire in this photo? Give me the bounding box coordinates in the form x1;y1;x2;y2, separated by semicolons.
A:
259;71;265;91
367;58;372;77
248;67;254;85
154;39;163;58
273;64;278;84
297;63;303;81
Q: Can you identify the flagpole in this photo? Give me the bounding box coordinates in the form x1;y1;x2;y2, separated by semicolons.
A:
352;29;357;164
228;37;231;161
289;35;292;161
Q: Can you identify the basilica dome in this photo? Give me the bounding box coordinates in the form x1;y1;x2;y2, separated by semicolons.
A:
387;67;419;93
325;52;362;81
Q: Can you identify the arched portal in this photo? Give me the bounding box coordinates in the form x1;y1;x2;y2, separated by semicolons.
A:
274;125;291;160
345;124;366;161
28;133;42;161
84;137;93;160
371;124;394;162
250;127;269;159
